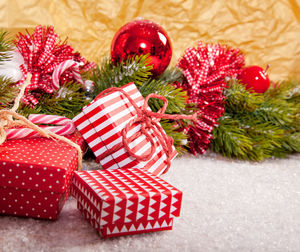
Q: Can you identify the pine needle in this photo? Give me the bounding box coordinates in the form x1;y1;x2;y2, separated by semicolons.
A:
211;79;300;161
0;30;12;63
20;82;90;119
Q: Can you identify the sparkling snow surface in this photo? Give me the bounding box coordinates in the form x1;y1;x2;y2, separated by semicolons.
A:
1;152;300;252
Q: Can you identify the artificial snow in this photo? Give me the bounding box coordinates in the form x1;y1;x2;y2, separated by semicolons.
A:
1;152;300;252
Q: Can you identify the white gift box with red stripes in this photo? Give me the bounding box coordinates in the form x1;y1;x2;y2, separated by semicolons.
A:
71;168;182;238
73;82;177;176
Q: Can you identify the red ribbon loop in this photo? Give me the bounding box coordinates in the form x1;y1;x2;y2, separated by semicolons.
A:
97;86;197;174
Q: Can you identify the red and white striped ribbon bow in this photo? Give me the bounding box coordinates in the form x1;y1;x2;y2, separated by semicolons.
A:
5;114;75;140
52;60;84;89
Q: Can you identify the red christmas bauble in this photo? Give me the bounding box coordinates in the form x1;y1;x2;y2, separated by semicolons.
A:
111;19;172;76
239;66;270;93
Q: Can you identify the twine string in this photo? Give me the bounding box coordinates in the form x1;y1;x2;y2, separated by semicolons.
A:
0;73;82;170
97;87;197;174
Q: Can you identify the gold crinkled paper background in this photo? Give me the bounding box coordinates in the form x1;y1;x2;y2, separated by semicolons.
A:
1;0;299;81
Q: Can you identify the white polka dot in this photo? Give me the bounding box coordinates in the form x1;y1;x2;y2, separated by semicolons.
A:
8;181;11;184
35;184;39;187
16;164;19;167
2;162;6;165
56;180;59;184
15;176;18;179
29;177;32;180
8;205;11;208
43;179;46;182
32;208;35;211
36;172;39;175
20;206;23;209
3;198;5;201
15;199;17;202
2;174;5;177
33;195;36;198
43;209;47;212
9;169;12;172
44;197;48;200
49;185;52;189
23;170;26;174
9;192;12;195
50;174;53;177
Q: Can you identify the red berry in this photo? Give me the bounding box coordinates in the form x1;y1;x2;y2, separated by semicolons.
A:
239;66;270;93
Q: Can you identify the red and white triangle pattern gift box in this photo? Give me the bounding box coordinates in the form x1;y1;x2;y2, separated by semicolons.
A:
0;132;86;220
72;82;177;176
71;168;182;238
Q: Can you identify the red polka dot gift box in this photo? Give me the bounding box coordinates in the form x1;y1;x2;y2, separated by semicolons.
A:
0;132;86;220
71;168;182;238
72;82;177;176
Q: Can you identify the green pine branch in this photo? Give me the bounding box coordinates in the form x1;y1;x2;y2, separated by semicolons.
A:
210;79;300;161
158;67;184;84
0;31;16;108
89;55;153;96
159;119;188;155
20;82;90;119
0;30;12;63
0;76;18;109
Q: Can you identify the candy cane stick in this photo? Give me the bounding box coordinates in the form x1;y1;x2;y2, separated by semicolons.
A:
52;59;84;90
5;114;75;140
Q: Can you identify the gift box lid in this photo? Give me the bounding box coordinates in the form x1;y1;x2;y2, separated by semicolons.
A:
72;168;182;226
73;82;145;166
0;133;83;193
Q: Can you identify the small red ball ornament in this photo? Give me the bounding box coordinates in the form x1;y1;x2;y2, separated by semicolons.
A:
239;65;270;93
111;19;172;76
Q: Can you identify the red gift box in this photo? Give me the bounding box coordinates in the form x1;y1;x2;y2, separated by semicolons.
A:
71;168;182;238
73;82;177;176
0;132;86;220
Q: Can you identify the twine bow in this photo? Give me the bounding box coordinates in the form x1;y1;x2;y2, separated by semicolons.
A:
97;87;197;174
0;73;83;170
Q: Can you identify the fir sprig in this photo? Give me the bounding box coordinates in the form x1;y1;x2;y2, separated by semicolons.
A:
20;82;89;119
90;55;153;96
0;30;12;63
0;76;18;109
211;79;300;160
139;79;187;114
0;30;17;108
159;119;188;155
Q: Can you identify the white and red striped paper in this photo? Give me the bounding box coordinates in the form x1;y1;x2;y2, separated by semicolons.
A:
71;168;182;238
72;82;177;176
5;114;75;140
